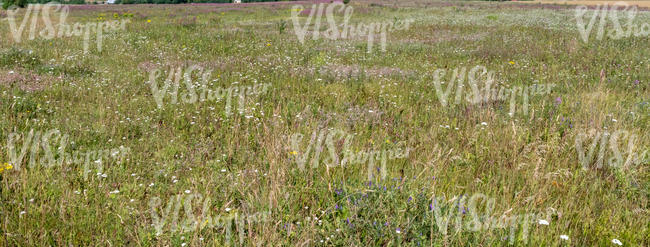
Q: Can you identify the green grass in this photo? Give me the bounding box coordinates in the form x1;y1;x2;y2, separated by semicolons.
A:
0;0;648;246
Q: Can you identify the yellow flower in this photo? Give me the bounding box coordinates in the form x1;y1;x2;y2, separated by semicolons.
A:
0;163;13;174
290;151;297;155
509;61;515;65
385;139;390;144
266;43;271;46
147;19;151;23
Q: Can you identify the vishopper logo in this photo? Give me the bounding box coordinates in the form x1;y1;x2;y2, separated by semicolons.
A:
146;65;271;115
575;129;647;170
431;193;557;244
290;2;414;53
575;1;650;43
5;129;130;180
289;127;411;180
432;65;556;116
149;193;270;245
4;2;130;53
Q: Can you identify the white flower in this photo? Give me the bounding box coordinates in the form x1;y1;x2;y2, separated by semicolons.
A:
109;190;120;194
538;219;549;225
481;122;488;126
560;235;569;240
149;183;154;187
130;199;135;202
173;179;178;183
612;119;617;122
131;173;136;177
396;228;401;234
225;208;232;212
612;239;622;245
181;243;186;247
221;169;226;172
19;211;26;215
184;190;191;194
101;174;108;178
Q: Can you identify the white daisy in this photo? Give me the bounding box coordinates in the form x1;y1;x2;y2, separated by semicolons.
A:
612;239;622;245
538;219;549;225
560;235;569;240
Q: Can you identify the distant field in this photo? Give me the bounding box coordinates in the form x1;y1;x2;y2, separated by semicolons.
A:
529;0;650;8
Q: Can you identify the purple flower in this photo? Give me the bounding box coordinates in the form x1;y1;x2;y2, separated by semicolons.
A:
408;196;412;202
634;80;639;85
555;97;562;105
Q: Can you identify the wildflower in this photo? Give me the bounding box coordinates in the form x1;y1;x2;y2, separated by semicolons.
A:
109;190;120;194
290;151;297;155
481;122;488;126
612;239;622;245
555;97;562;105
538;219;549;225
560;235;569;240
396;227;401;234
266;43;271;46
0;163;13;174
509;61;515;65
147;19;151;23
225;208;232;212
184;190;191;194
385;139;390;144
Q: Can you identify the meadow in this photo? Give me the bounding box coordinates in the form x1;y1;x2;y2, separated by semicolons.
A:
0;0;648;246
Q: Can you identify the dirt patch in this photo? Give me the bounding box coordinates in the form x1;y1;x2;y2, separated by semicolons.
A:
0;70;60;92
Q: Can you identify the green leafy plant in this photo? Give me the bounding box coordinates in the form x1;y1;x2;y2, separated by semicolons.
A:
3;0;28;9
277;19;287;34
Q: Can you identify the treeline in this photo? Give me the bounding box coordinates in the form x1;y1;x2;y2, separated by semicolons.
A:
3;0;291;8
115;0;289;3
